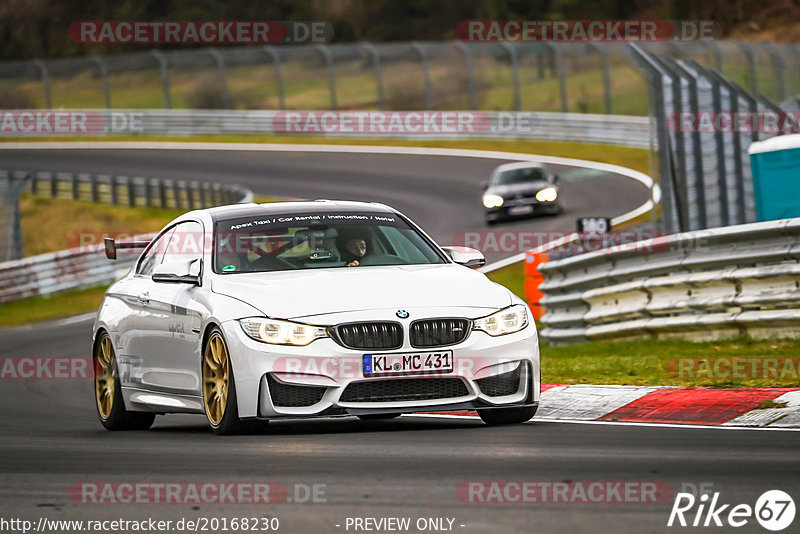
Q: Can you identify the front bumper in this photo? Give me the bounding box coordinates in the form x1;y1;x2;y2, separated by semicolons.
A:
485;199;559;221
221;313;540;419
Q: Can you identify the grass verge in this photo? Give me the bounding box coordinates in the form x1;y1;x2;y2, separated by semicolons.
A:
20;194;184;256
541;336;800;388
0;285;107;328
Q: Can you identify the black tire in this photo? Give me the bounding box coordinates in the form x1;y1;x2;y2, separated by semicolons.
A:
357;413;402;421
478;405;537;425
93;332;156;431
203;327;249;435
203;328;271;435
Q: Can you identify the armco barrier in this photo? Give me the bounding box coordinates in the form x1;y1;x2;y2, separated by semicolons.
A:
1;169;252;261
0;241;139;303
538;218;800;344
0;110;651;149
7;169;252;210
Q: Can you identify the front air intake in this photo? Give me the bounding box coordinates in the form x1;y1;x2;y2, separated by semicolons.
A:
331;322;403;350
409;318;470;347
266;374;327;407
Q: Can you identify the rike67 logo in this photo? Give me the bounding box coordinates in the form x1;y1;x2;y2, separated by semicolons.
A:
668;490;795;531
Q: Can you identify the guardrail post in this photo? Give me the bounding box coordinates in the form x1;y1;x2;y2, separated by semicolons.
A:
125;177;135;207
524;252;549;321
453;41;478;110
110;175;118;205
187;182;196;210
315;44;338;109
360;42;385;110
208;48;231;109
410;43;434;110
90;174;98;202
143;178;151;208
200;183;210;208
32;59;52;109
150;50;172;109
158;179;167;208
2;171;30;261
262;46;285;109
761;42;786;101
93;56;111;109
499;43;521;111
174;181;183;210
71;173;79;200
49;172;57;198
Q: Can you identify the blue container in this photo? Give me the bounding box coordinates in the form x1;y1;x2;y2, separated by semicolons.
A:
749;134;800;221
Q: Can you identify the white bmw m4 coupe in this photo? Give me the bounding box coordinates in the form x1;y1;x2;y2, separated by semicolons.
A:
93;200;540;434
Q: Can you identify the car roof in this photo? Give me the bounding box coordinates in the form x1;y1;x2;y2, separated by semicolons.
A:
493;161;546;173
205;199;396;221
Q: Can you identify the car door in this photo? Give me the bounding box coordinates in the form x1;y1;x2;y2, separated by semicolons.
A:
138;220;205;395
115;225;175;390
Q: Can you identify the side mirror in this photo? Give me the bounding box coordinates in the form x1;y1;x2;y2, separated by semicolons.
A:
548;173;559;184
152;258;201;285
480;180;489;191
441;246;486;269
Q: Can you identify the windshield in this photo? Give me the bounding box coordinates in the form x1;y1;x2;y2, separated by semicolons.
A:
491;167;547;185
213;211;446;273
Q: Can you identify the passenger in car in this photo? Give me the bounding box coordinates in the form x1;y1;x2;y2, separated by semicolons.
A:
344;237;368;267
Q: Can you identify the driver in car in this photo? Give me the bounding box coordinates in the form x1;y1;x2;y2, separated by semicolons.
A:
344;237;368;267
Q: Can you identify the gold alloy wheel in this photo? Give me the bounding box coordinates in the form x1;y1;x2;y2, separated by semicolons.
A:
202;332;230;426
94;334;116;419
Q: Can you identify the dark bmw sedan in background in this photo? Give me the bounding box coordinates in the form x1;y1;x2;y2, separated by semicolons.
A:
482;162;562;224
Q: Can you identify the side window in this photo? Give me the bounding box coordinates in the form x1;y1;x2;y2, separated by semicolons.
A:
162;221;204;267
136;227;175;276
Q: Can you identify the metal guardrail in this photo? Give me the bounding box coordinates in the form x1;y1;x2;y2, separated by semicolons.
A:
0;110;652;148
538;218;800;344
0;241;139;303
1;169;252;261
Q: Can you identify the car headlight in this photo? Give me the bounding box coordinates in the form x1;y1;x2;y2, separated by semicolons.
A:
482;194;504;208
239;317;328;346
535;187;558;202
473;304;529;336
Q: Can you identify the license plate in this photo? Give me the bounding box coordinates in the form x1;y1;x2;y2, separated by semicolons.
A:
363;351;454;377
509;205;534;215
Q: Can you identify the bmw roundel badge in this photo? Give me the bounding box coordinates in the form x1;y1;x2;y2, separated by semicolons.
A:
396;310;410;319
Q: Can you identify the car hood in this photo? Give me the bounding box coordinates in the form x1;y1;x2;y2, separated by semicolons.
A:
487;180;552;197
211;264;512;320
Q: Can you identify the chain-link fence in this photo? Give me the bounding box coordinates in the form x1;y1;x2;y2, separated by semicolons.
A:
3;39;800;258
3;40;796;116
629;43;798;235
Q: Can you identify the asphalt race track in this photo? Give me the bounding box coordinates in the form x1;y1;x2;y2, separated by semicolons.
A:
0;147;649;263
2;147;797;533
1;317;799;533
